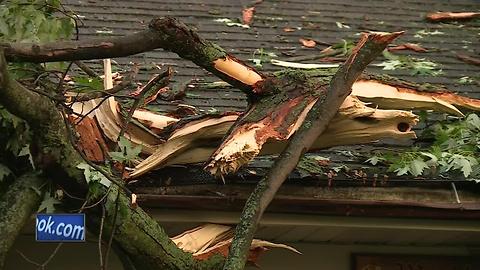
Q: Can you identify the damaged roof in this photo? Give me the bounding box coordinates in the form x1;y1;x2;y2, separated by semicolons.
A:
63;0;480;219
65;0;480;112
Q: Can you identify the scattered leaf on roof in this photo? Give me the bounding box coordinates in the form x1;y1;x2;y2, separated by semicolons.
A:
299;38;316;48
213;18;250;28
95;29;113;35
457;76;476;85
414;29;444;38
283;27;296;32
377;50;443;76
388;43;428;53
335;21;351;29
242;7;255;25
426;12;480;22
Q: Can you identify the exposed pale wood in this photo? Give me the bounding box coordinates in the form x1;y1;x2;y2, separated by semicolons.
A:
131;115;238;177
130;97;418;178
132;109;178;131
213;56;263;86
354;78;480;112
426;12;480;22
352;80;465;116
171;224;300;263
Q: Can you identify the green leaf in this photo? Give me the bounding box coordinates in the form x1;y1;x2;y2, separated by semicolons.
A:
365;156;385;166
18;144;35;169
77;163;111;187
409;158;428;176
0;163;12;182
73;76;104;91
394;166;409;176
466;114;480;130
38;193;61;213
420;152;438;166
109;136;142;164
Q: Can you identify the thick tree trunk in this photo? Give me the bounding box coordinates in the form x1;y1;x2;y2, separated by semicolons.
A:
0;173;45;268
0;51;223;270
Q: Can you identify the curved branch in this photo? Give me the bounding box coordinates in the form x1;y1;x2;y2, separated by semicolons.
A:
223;31;403;270
1;17;263;96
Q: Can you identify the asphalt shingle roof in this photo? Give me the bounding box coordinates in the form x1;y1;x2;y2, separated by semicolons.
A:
64;0;480;185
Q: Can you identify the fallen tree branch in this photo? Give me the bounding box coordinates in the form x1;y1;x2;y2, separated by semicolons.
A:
74;60;99;77
1;17;263;96
426;12;480;22
0;173;45;269
130;97;418;178
456;53;480;67
222;31;403;270
0;49;225;270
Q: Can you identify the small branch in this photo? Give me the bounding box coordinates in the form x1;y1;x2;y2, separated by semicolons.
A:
74;60;99;77
98;204;106;270
104;189;120;270
223;31;403;270
456;53;480;67
426;12;480;22
71;64;139;102
119;68;172;139
40;243;63;268
57;61;74;94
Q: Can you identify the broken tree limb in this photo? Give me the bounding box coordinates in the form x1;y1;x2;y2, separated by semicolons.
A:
129;97;418;178
1;17;263;96
132;114;239;177
426;12;480;22
222;31;403;270
74;60;99;77
356;73;480;112
0;173;45;269
456;53;480;67
352;80;464;116
172;224;300;264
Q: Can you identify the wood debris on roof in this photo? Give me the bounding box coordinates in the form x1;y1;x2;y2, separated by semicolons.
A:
64;0;480;183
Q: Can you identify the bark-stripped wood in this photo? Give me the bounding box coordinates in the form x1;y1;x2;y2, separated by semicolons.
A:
129;96;418;178
172;224;300;264
426;12;480;22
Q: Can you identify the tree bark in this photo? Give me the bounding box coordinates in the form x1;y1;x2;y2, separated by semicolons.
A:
0;173;45;269
222;31;403;270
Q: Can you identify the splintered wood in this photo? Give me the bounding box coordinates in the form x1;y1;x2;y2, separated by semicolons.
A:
71;76;480;179
171;224;300;265
70;54;480;180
